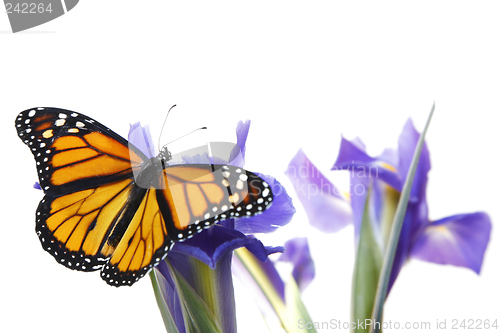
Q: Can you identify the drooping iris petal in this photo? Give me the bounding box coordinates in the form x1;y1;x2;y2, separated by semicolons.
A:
128;122;156;159
171;219;280;269
278;238;315;291
33;182;41;190
286;149;352;233
234;174;295;234
410;212;492;274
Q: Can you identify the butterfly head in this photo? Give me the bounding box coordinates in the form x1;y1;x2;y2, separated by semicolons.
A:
158;145;173;166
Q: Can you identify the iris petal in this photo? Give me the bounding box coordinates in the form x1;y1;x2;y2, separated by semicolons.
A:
410;212;492;274
396;119;431;202
278;238;315;291
172;221;284;269
333;137;401;192
235;174;295;234
287;149;352;233
128;122;156;159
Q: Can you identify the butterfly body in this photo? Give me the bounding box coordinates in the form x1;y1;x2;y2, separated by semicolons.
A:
16;107;272;286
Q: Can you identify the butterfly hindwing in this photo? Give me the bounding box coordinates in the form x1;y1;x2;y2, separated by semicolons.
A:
35;179;138;273
102;187;174;286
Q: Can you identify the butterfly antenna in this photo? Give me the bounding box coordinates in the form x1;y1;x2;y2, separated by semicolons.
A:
162;127;208;150
158;104;177;152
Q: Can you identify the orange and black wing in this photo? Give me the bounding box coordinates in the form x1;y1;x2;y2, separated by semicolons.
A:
35;180;174;286
157;164;273;240
15;107;147;196
16;108;161;286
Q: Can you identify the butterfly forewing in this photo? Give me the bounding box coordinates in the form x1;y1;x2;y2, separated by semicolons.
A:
15;107;147;196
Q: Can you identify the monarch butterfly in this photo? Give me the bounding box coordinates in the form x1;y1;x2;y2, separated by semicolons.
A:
15;107;273;287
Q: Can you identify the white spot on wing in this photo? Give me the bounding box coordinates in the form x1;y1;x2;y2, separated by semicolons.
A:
55;119;66;126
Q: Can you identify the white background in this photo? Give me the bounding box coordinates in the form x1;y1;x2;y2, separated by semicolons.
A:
1;2;499;332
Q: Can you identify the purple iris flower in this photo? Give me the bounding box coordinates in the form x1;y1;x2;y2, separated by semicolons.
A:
287;119;491;292
129;120;295;331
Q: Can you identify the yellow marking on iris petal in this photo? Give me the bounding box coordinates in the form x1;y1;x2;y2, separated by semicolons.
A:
42;129;54;138
380;162;397;172
431;225;455;240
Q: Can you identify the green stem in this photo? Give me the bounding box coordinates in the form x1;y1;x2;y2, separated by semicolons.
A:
370;103;435;333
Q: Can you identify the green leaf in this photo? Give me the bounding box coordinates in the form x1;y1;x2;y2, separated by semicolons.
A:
234;248;317;333
234;248;287;327
285;275;317;333
351;186;383;333
370;103;435;333
167;260;223;333
150;270;180;333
